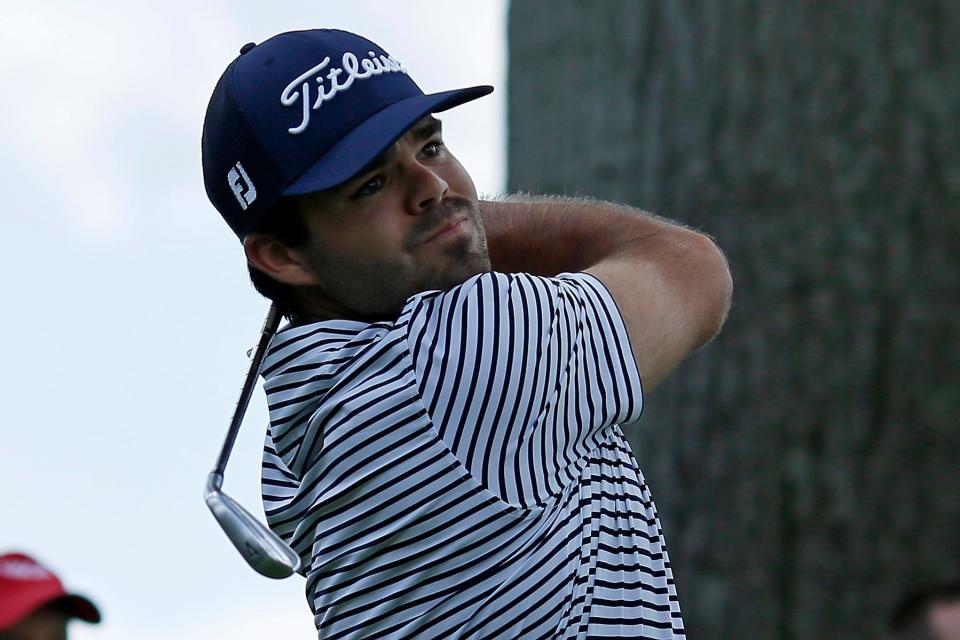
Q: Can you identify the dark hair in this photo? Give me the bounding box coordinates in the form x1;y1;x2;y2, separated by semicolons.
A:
246;196;311;319
889;581;960;637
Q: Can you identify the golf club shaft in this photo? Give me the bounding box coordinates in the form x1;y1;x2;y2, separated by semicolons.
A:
212;304;282;477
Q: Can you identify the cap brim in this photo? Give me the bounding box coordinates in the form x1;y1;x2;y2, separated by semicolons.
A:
51;594;101;624
282;85;493;195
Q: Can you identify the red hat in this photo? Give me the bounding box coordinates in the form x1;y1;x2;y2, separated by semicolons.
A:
0;552;101;630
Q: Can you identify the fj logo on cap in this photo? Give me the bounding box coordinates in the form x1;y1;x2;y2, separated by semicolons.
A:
281;51;408;135
227;162;256;210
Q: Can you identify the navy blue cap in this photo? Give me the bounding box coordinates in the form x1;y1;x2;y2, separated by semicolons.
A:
202;29;493;238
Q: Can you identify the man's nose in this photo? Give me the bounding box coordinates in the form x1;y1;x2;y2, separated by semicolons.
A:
404;161;449;214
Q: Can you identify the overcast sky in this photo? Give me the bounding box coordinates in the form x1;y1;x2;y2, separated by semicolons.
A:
0;2;506;638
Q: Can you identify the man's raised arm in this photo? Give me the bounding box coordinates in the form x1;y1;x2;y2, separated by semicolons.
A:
480;195;733;392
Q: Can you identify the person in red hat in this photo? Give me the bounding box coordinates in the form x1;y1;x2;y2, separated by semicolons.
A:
0;553;101;640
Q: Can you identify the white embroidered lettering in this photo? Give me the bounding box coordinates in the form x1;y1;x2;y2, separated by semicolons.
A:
342;52;370;79
227;162;256;210
313;77;334;108
281;51;407;135
327;67;349;92
281;57;331;135
367;51;384;74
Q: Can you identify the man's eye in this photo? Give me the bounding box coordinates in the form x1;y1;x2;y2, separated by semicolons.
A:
352;176;384;198
422;140;444;156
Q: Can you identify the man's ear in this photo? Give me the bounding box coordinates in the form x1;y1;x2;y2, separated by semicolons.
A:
243;234;319;286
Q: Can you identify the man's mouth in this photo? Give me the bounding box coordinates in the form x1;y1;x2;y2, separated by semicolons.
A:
422;217;467;245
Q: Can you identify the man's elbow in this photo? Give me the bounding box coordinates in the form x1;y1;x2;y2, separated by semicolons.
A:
690;233;733;345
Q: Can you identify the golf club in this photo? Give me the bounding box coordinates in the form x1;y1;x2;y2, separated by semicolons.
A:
204;303;301;579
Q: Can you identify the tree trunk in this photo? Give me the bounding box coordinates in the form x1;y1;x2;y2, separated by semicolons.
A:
507;2;960;638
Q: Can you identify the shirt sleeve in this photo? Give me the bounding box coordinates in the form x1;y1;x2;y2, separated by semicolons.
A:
404;271;643;508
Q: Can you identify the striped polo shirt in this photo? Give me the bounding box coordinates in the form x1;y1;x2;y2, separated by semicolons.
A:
260;271;684;639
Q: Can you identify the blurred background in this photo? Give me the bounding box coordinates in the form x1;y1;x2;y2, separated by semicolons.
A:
1;1;957;639
509;2;959;639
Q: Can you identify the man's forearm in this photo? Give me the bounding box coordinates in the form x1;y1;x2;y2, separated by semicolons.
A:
479;194;702;276
480;194;733;391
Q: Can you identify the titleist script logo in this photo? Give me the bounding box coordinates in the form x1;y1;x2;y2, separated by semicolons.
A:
227;161;256;210
281;51;408;135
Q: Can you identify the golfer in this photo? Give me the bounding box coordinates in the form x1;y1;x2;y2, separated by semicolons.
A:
202;28;731;639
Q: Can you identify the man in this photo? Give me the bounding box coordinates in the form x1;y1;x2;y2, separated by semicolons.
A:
0;552;101;640
202;28;732;639
889;582;960;640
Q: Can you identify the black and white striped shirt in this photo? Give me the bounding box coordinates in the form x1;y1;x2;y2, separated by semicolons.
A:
261;271;684;639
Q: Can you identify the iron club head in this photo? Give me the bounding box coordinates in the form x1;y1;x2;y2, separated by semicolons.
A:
205;472;301;579
204;304;300;579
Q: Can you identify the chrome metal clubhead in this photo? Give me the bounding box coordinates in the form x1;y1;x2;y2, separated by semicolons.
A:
205;304;300;579
205;472;301;579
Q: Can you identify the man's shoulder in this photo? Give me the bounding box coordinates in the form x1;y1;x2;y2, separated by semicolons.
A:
401;270;610;323
261;317;399;384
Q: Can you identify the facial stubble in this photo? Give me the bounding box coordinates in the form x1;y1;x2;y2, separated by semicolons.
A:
305;197;492;321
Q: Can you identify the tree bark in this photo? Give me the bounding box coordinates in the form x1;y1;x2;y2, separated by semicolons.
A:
508;2;960;638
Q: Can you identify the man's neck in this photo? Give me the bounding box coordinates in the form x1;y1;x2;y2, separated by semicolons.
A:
289;292;392;326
